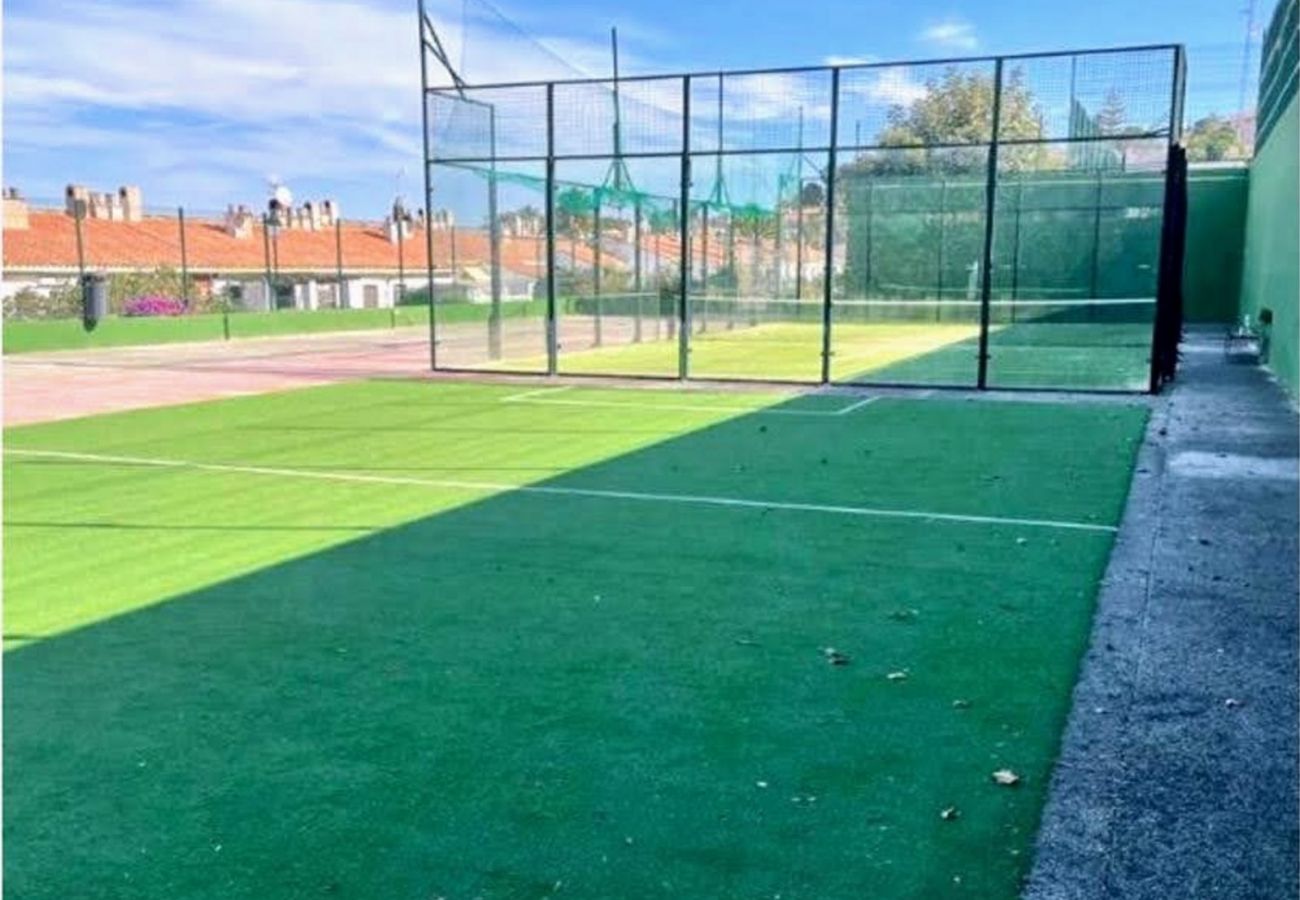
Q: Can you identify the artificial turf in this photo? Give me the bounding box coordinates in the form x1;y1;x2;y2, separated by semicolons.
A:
4;380;1148;898
499;318;1154;390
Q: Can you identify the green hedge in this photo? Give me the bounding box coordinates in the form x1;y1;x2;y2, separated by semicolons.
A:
0;303;556;354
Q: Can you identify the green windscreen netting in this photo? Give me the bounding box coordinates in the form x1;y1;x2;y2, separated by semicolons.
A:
420;41;1183;391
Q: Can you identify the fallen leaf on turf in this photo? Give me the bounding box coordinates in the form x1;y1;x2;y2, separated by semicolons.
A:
886;671;909;681
991;769;1020;786
822;647;851;666
940;806;960;821
952;699;972;709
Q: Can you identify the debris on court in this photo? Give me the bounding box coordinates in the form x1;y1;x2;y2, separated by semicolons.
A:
991;769;1021;787
952;699;972;709
1225;697;1245;708
940;806;961;821
822;647;851;666
886;670;909;681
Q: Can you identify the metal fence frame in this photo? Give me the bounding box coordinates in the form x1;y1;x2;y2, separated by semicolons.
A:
418;8;1186;393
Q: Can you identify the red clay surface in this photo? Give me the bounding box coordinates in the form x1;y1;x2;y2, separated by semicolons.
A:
3;328;442;427
2;317;650;426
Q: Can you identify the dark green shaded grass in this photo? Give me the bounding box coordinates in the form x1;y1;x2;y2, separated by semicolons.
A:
4;381;1148;898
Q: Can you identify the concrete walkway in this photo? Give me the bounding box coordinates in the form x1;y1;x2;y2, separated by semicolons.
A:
1027;330;1299;898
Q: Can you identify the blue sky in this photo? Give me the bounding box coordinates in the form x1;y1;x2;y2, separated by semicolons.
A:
2;0;1264;217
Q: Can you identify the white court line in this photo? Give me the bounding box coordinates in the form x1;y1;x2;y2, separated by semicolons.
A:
500;385;574;403
834;396;881;416
5;448;1117;534
502;396;841;416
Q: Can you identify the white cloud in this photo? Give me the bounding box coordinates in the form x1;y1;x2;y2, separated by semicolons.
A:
919;19;979;51
823;55;875;67
861;70;929;106
1;0;644;211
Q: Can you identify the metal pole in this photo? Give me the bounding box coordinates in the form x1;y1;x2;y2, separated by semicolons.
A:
335;217;345;308
1011;178;1023;320
976;58;1004;390
633;200;643;342
865;181;874;297
1149;45;1187;394
727;214;736;329
395;223;404;329
678;75;691;380
700;203;709;332
261;215;274;312
1088;169;1103;308
73;201;86;281
545;82;558;375
418;0;438;369
936;177;947;319
795;107;805;301
177;206;190;306
820;67;840;385
593;199;603;346
487;106;503;359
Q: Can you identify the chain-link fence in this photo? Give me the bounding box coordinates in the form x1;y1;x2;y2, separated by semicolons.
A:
423;42;1187;392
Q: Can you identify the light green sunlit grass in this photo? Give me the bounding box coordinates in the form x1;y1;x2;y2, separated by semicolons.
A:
5;380;1147;898
486;318;1152;389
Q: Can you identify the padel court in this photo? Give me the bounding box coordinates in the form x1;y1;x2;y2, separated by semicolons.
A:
4;379;1146;897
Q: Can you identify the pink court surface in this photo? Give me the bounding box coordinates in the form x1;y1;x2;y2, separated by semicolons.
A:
3;328;436;426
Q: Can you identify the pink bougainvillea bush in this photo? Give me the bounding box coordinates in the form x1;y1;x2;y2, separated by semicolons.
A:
122;295;186;317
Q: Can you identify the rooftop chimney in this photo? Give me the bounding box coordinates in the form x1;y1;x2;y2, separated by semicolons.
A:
224;204;255;239
119;185;143;222
4;188;29;230
66;184;90;218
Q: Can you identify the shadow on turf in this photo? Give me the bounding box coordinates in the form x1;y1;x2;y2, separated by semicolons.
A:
4;391;1140;899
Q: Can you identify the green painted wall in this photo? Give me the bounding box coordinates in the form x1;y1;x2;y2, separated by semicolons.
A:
1239;92;1299;398
1184;167;1249;323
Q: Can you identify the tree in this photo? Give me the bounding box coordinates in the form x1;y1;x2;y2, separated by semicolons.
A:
845;66;1050;175
1095;88;1128;136
1185;115;1245;162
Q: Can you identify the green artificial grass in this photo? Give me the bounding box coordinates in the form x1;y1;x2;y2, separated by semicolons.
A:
4;381;1148;898
479;318;1153;390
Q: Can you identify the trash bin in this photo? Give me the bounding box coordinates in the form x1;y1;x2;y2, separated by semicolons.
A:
81;273;108;331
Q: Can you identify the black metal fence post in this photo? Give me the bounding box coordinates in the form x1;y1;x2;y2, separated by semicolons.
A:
417;0;438;369
1088;169;1104;306
976;58;1004;390
261;216;274;313
678;75;691;380
395;225;404;329
335;217;345;309
545;82;558;376
177;206;190;307
1149;46;1188;393
593;200;603;345
487;105;503;360
820;67;840;385
73;200;87;282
